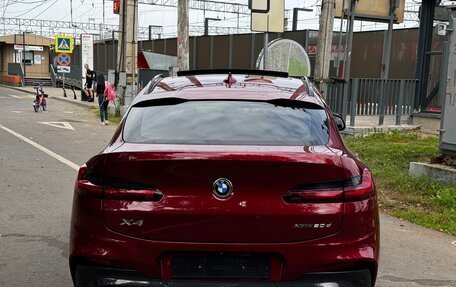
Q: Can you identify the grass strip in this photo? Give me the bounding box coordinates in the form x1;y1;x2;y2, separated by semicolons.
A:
345;132;456;235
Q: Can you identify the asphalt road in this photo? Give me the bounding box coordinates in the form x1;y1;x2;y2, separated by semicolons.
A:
0;86;455;287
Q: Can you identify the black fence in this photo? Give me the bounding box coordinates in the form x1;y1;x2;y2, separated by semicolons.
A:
327;78;418;126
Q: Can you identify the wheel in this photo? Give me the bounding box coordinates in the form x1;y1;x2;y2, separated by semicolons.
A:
42;100;47;111
33;103;38;112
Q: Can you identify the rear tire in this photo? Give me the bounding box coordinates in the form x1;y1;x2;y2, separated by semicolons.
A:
42;100;47;111
33;104;38;112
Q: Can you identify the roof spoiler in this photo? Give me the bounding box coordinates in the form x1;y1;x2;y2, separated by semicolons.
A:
302;76;315;97
177;69;289;78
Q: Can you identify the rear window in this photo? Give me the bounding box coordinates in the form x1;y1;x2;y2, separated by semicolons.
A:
123;101;329;146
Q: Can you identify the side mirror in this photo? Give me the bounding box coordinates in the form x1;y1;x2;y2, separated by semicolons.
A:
333;113;346;131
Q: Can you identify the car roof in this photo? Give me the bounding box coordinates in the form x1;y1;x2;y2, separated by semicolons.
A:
132;72;326;108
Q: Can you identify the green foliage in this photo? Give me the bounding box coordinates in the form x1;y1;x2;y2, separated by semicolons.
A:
346;131;456;236
91;107;122;125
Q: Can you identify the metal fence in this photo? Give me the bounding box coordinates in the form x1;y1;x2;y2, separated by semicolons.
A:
327;78;418;126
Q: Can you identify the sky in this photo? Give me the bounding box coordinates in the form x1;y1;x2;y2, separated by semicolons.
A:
0;0;451;39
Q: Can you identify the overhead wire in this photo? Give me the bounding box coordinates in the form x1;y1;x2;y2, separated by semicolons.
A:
31;0;58;19
2;0;10;17
11;0;48;17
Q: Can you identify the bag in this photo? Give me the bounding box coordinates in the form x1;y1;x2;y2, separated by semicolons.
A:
104;81;116;102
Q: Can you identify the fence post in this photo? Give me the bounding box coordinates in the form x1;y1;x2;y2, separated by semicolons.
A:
350;79;359;127
210;36;214;69
396;80;406;126
378;79;385;125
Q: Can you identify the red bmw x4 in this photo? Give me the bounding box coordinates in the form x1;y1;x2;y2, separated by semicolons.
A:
70;70;379;287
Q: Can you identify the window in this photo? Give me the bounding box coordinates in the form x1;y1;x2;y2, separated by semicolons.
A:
21;51;34;65
123;100;330;146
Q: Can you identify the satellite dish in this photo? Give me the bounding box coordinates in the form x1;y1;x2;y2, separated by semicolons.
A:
256;38;311;77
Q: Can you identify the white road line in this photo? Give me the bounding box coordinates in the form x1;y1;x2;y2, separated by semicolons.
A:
0;124;80;171
38;121;75;131
8;94;34;99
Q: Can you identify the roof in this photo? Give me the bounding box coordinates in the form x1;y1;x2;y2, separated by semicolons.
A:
133;72;325;107
0;34;53;46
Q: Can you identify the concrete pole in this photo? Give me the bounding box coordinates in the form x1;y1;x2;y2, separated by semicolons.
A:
314;0;335;93
117;0;126;74
341;0;355;121
117;0;138;109
177;0;190;71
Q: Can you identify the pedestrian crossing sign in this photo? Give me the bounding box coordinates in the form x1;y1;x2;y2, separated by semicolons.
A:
55;35;74;53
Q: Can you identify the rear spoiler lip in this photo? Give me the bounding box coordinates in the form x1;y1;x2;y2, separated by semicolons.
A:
131;97;325;110
177;69;289;78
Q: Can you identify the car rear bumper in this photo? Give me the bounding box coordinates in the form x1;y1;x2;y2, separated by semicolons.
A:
75;265;372;287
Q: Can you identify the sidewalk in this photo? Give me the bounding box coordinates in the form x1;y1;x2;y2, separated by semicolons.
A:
6;86;99;109
343;115;419;136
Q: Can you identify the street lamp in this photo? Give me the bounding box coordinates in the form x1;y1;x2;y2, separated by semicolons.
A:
204;17;221;36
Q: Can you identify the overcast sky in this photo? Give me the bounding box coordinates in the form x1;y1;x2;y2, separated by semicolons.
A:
0;0;450;38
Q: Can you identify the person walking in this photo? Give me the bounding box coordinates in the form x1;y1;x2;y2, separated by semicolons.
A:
96;74;109;125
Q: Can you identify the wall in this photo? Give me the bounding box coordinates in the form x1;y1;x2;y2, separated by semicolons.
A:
88;28;442;81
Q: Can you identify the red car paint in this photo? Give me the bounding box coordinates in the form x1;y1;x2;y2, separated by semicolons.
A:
69;73;379;286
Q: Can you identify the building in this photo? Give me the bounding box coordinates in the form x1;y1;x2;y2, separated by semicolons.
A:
0;33;53;86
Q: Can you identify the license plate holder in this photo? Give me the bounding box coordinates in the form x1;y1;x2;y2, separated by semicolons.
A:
172;253;270;279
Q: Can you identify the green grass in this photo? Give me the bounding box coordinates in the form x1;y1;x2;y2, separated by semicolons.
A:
91;106;122;125
345;132;456;235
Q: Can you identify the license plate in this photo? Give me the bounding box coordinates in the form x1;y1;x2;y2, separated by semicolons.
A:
172;254;270;279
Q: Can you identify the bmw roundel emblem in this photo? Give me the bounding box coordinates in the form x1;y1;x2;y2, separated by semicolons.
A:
212;178;233;199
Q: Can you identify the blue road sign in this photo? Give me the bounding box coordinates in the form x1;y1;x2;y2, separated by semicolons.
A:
57;53;71;66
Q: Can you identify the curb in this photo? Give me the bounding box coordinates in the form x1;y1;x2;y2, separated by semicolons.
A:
1;84;97;109
50;95;98;109
0;85;35;95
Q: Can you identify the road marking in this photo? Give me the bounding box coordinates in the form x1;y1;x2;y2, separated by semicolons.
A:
11;111;23;114
0;96;6;99
8;94;34;99
0;124;79;171
38;121;75;131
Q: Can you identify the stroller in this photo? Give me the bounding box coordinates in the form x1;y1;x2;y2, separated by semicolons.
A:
33;83;48;112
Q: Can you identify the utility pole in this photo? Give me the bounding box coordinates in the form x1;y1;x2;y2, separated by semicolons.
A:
22;31;26;85
314;0;335;95
117;0;138;108
70;0;73;25
177;0;189;71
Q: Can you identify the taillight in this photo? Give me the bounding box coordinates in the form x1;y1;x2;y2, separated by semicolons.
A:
283;169;375;203
75;165;163;202
344;169;375;202
75;164;102;197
